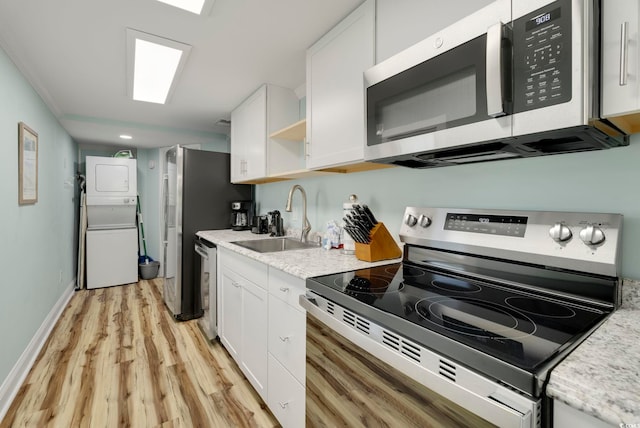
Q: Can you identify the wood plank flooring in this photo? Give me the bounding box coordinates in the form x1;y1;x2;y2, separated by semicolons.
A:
1;279;279;428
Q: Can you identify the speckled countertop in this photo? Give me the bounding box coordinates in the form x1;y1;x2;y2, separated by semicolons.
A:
198;229;639;425
196;229;402;279
546;278;640;426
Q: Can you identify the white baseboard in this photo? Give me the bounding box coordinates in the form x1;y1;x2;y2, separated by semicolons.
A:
0;279;76;421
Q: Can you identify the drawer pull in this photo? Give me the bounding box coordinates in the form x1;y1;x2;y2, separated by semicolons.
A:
232;281;241;288
278;401;289;409
279;287;290;292
279;335;290;342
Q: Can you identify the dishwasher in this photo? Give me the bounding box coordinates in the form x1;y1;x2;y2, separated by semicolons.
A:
194;237;217;341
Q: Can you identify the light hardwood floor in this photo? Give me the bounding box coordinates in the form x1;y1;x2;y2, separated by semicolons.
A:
1;279;279;428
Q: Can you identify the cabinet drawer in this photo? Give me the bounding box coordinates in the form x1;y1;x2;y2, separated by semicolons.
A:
268;354;305;428
268;295;306;384
220;248;268;288
268;267;305;310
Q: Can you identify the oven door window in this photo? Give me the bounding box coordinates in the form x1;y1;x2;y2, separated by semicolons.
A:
367;34;501;146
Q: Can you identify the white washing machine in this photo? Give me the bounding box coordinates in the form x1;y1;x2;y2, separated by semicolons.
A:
85;156;139;288
86;228;138;289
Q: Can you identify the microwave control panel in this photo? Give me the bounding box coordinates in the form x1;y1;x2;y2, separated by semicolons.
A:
512;0;572;113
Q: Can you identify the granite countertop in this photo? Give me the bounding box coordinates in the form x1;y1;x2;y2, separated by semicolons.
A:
196;229;402;279
199;229;640;425
546;279;640;425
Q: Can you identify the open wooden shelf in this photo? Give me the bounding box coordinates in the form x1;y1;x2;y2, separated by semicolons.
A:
268;169;335;180
269;119;306;141
264;119;395;182
318;162;396;174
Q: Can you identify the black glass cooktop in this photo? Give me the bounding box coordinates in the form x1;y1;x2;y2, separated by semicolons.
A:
307;262;608;373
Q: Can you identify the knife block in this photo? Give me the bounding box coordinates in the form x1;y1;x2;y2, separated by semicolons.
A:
354;223;402;262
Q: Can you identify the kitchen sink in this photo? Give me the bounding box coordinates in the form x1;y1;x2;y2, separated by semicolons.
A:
231;237;320;253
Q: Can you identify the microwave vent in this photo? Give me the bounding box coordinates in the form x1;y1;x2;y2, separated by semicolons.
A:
522;136;597;154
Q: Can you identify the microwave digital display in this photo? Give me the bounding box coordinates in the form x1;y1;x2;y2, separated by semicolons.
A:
526;8;561;31
444;213;528;237
513;0;571;113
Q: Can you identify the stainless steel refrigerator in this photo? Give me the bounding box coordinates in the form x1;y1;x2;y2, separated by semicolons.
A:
163;145;252;320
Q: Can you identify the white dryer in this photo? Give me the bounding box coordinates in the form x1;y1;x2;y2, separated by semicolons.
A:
85;156;138;289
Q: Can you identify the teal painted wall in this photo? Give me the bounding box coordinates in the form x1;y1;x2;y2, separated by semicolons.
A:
256;140;640;280
0;47;77;383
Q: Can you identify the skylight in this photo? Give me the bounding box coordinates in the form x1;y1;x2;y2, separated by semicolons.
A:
126;29;192;105
155;0;215;15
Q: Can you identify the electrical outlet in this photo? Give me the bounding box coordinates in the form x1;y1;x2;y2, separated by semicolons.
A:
292;210;300;222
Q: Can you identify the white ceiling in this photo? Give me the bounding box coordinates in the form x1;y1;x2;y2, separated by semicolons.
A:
0;0;363;148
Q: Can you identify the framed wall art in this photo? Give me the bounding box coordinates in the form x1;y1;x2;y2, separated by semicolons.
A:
18;122;38;204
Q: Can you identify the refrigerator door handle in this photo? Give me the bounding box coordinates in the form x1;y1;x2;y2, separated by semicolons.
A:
162;174;169;241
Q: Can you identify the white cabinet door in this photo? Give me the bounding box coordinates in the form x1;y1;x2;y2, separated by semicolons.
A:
230;84;299;182
601;0;640;123
230;103;246;183
243;86;268;181
241;278;269;401
219;268;242;361
230;86;267;182
218;249;269;401
306;0;374;169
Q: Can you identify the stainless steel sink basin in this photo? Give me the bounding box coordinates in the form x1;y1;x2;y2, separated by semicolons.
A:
231;237;320;253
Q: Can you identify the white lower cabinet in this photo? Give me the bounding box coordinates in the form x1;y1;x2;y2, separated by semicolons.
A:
267;268;306;428
219;249;268;401
218;249;306;427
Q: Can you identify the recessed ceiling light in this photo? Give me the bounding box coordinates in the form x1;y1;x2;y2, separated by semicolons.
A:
126;29;192;105
155;0;215;15
120;134;133;140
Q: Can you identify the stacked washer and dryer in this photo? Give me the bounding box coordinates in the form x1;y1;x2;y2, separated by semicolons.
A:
85;156;139;289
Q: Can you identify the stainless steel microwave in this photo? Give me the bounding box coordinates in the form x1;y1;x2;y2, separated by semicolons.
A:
364;0;628;168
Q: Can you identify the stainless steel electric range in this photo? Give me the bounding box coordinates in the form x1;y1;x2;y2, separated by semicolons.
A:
302;207;622;427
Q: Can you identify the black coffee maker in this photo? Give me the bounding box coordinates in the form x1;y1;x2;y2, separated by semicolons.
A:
230;201;253;231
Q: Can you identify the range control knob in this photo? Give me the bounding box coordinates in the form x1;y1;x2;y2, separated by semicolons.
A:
405;214;418;227
579;225;606;246
549;223;572;242
418;214;432;228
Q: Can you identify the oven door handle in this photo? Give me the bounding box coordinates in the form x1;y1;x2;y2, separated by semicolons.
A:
486;21;506;118
300;293;535;428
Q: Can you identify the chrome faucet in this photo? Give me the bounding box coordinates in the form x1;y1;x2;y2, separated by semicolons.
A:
285;184;311;243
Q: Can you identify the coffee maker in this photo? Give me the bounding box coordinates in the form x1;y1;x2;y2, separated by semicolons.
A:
230;201;253;231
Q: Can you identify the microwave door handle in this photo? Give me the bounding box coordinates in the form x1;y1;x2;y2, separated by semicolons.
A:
486;22;506;117
620;21;629;86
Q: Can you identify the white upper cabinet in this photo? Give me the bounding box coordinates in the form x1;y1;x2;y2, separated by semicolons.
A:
375;0;493;63
230;84;299;183
601;0;640;133
231;86;267;183
305;0;375;170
